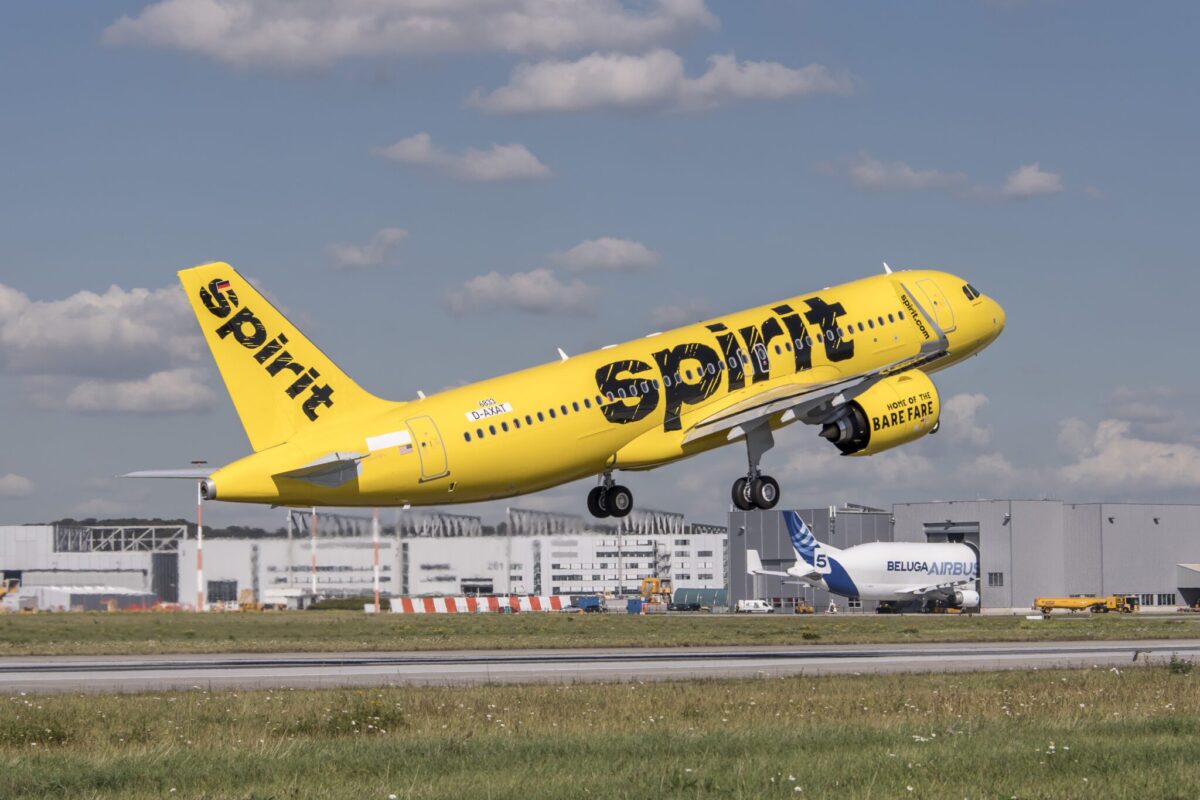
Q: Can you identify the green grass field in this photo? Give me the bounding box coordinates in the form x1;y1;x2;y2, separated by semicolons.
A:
2;665;1197;799
1;610;1198;656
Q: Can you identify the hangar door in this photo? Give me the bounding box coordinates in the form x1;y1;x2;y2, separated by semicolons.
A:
924;521;981;602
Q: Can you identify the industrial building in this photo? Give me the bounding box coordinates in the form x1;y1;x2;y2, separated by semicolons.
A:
6;497;1199;614
728;500;1200;613
0;508;726;611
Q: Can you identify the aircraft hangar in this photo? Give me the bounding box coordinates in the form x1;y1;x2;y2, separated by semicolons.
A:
729;500;1200;613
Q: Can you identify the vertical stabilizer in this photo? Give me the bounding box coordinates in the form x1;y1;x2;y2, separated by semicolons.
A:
179;262;393;452
784;511;839;572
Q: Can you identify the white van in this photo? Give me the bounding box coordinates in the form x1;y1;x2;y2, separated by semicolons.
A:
735;599;775;614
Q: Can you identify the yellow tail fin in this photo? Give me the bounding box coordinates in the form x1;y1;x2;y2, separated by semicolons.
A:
179;262;391;452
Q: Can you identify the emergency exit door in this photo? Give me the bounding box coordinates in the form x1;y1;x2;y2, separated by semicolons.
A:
405;415;450;482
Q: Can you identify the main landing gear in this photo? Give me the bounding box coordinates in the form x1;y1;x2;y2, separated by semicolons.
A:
732;422;780;511
587;472;633;518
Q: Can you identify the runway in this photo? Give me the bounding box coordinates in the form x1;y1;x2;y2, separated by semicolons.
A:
3;639;1198;693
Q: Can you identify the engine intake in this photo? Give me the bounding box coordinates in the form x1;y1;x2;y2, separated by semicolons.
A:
950;589;980;608
819;370;941;456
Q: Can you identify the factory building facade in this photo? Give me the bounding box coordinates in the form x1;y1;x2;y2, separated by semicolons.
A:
0;508;726;610
728;500;1200;613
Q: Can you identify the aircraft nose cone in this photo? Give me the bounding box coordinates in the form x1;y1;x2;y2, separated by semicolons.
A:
990;297;1006;333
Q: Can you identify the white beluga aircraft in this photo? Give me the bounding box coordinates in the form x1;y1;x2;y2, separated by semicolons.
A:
747;511;980;610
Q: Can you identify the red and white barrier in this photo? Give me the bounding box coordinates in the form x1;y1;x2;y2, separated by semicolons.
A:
388;595;568;613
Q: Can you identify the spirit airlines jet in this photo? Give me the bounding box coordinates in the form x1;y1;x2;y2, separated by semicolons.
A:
127;262;1004;518
747;511;980;609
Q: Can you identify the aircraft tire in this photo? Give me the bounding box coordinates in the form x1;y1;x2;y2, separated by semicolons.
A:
731;478;755;510
752;476;780;509
587;486;611;518
607;485;633;518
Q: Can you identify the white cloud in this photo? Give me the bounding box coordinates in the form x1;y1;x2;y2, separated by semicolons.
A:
0;282;201;379
328;227;408;270
103;0;718;70
1057;418;1200;491
835;155;1066;201
0;473;35;499
550;237;661;272
1000;162;1064;198
468;49;853;114
846;153;966;191
940;393;993;448
375;133;551;182
648;299;712;328
60;368;216;414
445;269;597;315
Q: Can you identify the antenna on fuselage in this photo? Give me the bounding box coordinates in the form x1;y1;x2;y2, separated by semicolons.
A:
557;347;569;361
882;262;893;274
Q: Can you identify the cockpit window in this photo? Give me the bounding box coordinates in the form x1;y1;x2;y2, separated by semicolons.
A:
963;283;982;300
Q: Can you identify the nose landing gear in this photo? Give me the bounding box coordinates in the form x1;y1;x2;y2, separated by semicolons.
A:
731;421;780;511
587;472;633;518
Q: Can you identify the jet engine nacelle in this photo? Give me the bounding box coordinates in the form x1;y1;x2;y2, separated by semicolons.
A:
950;589;980;608
819;370;940;456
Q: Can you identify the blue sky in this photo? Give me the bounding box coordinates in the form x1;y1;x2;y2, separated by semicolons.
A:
2;1;1199;528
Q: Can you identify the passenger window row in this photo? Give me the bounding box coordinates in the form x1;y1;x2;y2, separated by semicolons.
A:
462;308;910;443
463;394;605;442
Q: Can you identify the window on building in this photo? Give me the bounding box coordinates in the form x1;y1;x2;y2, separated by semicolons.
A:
675;574;691;581
207;580;238;604
987;572;1004;587
674;539;690;545
698;573;714;580
697;550;713;557
847;598;862;610
1157;593;1177;606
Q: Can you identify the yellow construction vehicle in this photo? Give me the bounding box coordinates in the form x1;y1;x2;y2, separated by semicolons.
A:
238;588;263;612
1034;594;1139;615
0;578;19;600
639;577;673;604
793;600;815;614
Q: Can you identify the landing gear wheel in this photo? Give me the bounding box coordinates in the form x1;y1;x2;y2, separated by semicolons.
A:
752;475;780;510
607;485;634;518
587;486;611;518
731;477;754;511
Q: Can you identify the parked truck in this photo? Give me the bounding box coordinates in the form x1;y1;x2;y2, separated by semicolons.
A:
1034;594;1139;615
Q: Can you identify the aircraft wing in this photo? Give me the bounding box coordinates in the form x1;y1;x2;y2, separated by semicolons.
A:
896;579;972;597
682;280;949;445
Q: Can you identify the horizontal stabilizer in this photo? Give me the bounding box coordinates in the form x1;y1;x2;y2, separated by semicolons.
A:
746;549;791;578
273;452;366;489
123;468;212;479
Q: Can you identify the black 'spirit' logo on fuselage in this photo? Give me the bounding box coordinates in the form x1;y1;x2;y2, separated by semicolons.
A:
595;296;854;432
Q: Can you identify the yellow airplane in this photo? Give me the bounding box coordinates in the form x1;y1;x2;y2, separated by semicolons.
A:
127;262;1004;517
